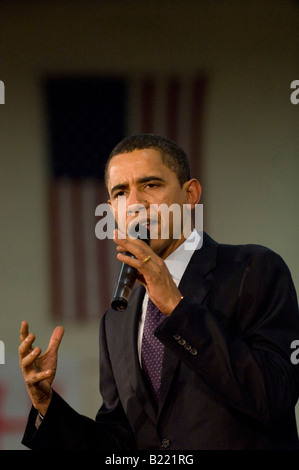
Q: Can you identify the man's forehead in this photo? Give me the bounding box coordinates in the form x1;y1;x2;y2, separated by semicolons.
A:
107;149;167;180
109;148;163;165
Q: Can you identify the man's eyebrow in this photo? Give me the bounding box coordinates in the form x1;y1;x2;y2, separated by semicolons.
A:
110;176;165;195
137;176;165;184
110;183;128;195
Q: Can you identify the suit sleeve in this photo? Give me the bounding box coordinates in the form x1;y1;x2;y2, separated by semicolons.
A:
21;389;125;449
156;246;299;425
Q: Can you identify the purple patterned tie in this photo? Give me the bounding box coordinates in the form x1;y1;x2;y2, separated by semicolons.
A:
141;297;166;402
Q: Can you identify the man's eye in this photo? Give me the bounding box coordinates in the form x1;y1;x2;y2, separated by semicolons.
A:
114;191;125;198
145;183;158;189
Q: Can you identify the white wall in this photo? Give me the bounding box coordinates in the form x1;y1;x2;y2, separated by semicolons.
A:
0;0;298;449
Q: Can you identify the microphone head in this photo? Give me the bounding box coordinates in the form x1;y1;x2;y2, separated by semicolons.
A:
110;223;150;312
111;295;128;312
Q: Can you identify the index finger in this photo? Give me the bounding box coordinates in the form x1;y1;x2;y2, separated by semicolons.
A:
114;229;150;251
20;321;29;343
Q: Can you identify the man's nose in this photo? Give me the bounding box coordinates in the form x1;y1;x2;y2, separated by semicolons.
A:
127;203;147;217
126;189;148;214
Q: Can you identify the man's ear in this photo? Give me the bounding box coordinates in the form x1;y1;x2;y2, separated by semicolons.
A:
107;199;116;219
183;179;202;207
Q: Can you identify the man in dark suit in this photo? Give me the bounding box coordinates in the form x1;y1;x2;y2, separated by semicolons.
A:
20;134;299;450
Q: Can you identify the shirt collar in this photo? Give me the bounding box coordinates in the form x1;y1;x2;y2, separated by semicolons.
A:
164;229;202;286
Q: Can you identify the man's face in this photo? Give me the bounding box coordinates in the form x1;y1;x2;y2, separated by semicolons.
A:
107;148;193;258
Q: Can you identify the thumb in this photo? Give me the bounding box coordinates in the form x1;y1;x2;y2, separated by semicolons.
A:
47;326;64;353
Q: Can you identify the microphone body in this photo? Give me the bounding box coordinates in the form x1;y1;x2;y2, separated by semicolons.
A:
111;228;150;311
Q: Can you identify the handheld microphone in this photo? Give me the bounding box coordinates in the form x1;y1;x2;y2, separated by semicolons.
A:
111;224;150;311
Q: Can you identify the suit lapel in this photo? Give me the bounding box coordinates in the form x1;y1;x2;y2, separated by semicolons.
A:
158;233;218;416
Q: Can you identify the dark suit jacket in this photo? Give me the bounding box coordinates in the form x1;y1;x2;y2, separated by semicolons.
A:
22;233;299;450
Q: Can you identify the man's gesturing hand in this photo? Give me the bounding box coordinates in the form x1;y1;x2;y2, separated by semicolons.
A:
19;321;64;416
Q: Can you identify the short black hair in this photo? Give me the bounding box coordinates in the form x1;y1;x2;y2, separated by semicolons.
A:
105;134;190;187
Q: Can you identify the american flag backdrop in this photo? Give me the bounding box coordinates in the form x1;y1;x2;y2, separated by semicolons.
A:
45;74;207;321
